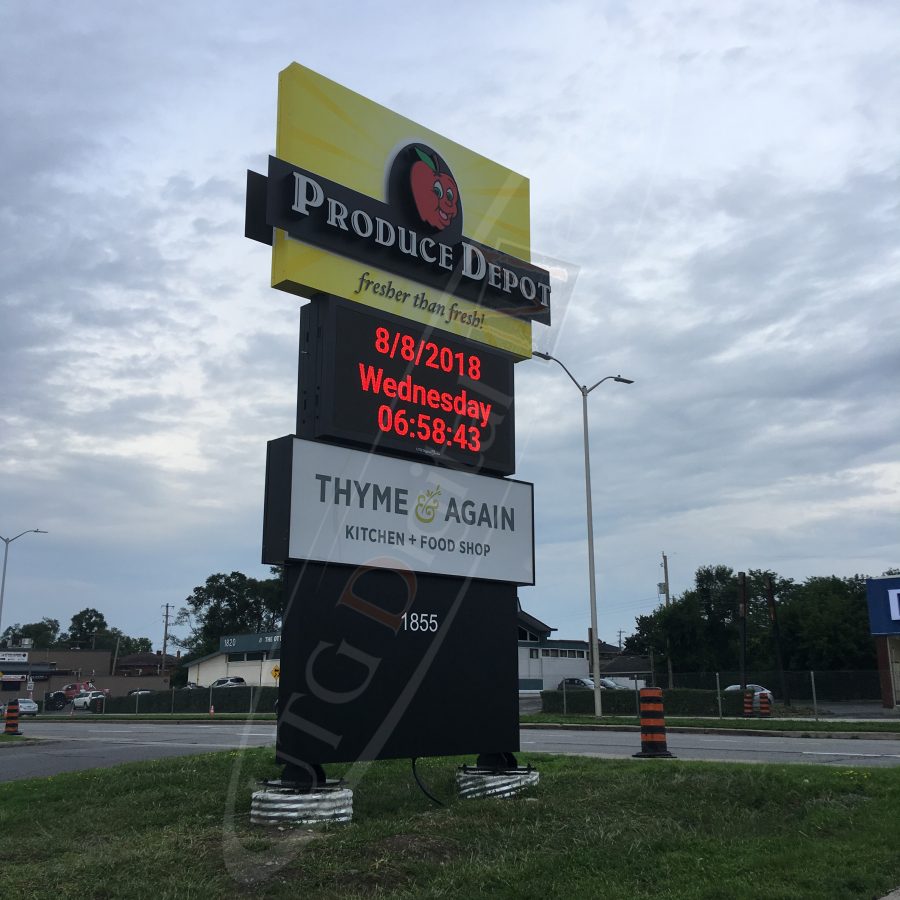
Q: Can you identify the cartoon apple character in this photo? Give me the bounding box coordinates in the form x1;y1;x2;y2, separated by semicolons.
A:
410;147;459;230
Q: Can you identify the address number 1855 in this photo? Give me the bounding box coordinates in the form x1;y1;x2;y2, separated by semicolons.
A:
401;612;439;632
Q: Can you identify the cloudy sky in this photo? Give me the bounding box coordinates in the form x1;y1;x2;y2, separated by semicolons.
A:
1;1;897;652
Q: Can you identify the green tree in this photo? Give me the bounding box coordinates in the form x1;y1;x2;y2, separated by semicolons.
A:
94;628;152;655
779;575;876;670
175;570;283;658
624;565;742;672
625;564;882;674
63;607;108;647
0;617;61;648
624;566;794;673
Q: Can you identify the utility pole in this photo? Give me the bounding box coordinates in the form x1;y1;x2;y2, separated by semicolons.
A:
662;551;674;689
617;629;624;649
766;575;789;706
111;635;120;676
661;552;671;605
162;603;173;677
738;572;747;690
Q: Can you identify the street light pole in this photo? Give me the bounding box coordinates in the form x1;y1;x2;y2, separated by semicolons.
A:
533;351;633;717
0;529;48;635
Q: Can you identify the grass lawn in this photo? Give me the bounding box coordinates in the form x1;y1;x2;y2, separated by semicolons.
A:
2;748;900;899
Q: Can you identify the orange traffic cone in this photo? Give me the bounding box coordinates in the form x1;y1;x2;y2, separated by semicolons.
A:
4;699;22;736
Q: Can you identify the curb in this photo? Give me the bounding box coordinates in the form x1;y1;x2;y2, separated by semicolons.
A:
35;716;276;725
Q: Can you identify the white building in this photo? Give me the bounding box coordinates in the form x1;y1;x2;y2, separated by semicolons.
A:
187;632;281;687
516;609;621;691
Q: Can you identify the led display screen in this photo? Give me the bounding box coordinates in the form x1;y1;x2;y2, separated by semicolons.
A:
298;297;516;475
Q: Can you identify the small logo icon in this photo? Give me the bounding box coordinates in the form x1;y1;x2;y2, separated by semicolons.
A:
388;144;464;241
415;485;442;524
410;147;459;230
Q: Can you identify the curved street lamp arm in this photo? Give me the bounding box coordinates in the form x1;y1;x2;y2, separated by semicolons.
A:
1;529;45;546
532;351;584;392
585;375;618;394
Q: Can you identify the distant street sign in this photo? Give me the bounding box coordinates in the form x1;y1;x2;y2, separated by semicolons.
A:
271;665;280;680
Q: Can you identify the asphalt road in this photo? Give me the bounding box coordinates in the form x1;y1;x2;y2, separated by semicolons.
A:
2;720;899;783
521;727;900;767
0;721;277;783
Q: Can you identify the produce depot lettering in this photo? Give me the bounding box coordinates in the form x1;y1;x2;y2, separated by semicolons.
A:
291;170;551;309
264;155;551;319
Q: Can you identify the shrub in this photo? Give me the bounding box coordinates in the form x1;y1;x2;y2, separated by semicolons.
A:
540;687;745;717
103;686;278;714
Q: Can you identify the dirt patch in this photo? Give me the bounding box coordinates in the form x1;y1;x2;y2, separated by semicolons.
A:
327;833;461;896
371;832;459;865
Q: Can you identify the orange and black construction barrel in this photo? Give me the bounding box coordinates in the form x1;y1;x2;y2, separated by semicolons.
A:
632;687;674;758
743;690;755;718
758;692;772;717
3;698;22;736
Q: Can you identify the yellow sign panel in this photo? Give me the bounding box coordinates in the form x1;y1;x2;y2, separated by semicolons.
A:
272;63;536;358
271;665;280;680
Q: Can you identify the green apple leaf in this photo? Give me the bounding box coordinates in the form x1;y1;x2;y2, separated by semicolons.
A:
414;147;437;171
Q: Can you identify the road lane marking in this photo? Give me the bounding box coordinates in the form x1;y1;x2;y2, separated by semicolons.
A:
802;751;899;758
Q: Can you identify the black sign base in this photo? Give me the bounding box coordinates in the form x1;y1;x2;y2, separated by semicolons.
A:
276;561;519;770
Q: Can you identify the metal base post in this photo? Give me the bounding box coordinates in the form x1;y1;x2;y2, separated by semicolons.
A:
251;779;352;826
456;763;539;800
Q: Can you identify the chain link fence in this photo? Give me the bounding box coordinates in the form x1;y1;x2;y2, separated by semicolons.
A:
653;670;880;704
96;685;278;715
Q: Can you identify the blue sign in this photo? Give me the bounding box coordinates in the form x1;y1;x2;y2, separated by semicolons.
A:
866;577;900;635
219;632;282;653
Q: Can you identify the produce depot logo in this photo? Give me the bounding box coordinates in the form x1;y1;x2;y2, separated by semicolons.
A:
404;146;459;232
264;148;551;322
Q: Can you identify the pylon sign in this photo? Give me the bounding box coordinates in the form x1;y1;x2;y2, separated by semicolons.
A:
250;63;546;779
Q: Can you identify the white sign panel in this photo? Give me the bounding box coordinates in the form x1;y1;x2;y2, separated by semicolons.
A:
287;438;534;583
0;651;28;663
889;589;900;621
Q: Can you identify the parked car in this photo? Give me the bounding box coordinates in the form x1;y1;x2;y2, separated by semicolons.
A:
725;684;774;709
61;681;98;700
557;677;595;690
211;677;247;688
558;677;628;691
180;682;206;690
127;689;155;697
44;690;67;711
0;698;38;717
73;690;107;710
